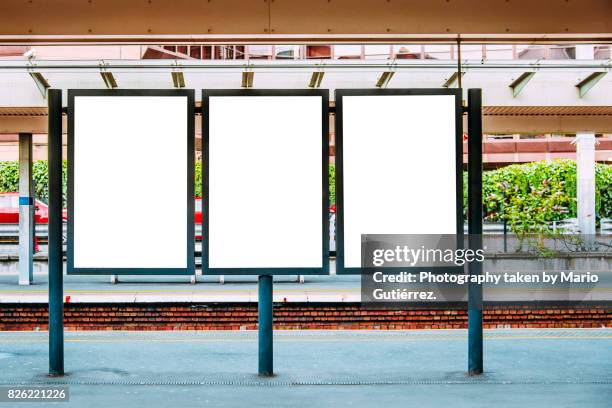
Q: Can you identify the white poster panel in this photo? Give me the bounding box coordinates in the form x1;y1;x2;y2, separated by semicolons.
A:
207;95;324;269
341;94;458;269
72;95;189;269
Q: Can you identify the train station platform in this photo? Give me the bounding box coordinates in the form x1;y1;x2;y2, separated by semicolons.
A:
0;270;357;303
0;329;610;407
1;269;610;332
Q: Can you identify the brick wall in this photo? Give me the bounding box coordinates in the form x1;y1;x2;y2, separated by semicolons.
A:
1;303;610;331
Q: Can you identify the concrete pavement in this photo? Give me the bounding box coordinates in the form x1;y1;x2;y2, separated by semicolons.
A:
0;329;610;407
0;272;361;303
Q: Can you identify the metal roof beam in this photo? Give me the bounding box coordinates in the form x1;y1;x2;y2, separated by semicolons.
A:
1;59;610;72
1;0;611;42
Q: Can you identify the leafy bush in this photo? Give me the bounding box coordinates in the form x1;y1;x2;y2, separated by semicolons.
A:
596;162;612;219
1;160;610;222
474;160;612;225
0;160;68;205
195;161;202;197
329;164;336;204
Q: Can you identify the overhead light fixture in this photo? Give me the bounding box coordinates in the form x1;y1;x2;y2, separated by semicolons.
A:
375;71;394;88
308;71;325;88
442;71;465;88
241;71;254;88
100;71;118;89
509;72;535;97
171;71;185;88
28;72;50;98
576;72;606;98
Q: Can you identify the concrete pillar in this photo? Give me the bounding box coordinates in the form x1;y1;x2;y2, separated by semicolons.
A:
18;132;34;285
575;132;596;246
575;45;595;60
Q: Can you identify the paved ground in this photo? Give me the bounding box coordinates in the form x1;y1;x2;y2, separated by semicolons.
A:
0;270;364;303
0;329;610;407
3;271;612;303
1;247;351;303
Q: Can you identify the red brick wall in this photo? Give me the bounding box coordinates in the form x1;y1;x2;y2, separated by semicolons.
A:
0;303;610;331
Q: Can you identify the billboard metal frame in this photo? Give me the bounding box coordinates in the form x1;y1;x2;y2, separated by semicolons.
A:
66;89;196;275
47;86;483;377
334;88;464;275
201;89;330;275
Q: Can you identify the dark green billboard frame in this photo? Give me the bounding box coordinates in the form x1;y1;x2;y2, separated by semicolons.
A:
46;87;483;378
66;89;196;276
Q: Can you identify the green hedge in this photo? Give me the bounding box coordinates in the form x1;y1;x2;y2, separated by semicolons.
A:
0;160;610;223
328;164;336;205
0;160;68;205
469;160;612;224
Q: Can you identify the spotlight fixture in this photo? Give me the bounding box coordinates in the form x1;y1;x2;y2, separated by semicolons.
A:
509;72;535;97
241;71;254;88
442;71;465;88
576;72;606;98
308;71;325;88
375;71;394;88
171;71;185;88
28;72;50;97
100;71;118;89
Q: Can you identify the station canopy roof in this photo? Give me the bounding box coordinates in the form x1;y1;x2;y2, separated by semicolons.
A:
0;58;610;106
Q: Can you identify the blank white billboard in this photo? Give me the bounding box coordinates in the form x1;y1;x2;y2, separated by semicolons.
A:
340;93;459;269
71;95;190;270
207;95;324;270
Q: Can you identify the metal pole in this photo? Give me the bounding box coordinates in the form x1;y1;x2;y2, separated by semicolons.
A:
503;218;508;252
457;37;462;89
467;88;483;375
48;89;64;376
258;275;273;376
502;191;507;253
18;133;34;285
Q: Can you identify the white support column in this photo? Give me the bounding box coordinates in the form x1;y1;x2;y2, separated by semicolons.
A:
575;45;595;60
18;132;34;285
575;132;596;247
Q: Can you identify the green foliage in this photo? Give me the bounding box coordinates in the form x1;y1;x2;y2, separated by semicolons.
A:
596;162;612;220
0;160;67;205
471;160;612;227
1;160;609;220
195;161;202;197
480;160;577;225
0;160;327;204
0;161;18;194
329;164;336;204
33;161;68;204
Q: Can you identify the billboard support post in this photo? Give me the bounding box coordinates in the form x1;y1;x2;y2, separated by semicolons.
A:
48;88;64;376
258;274;273;376
467;88;484;376
202;90;328;376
